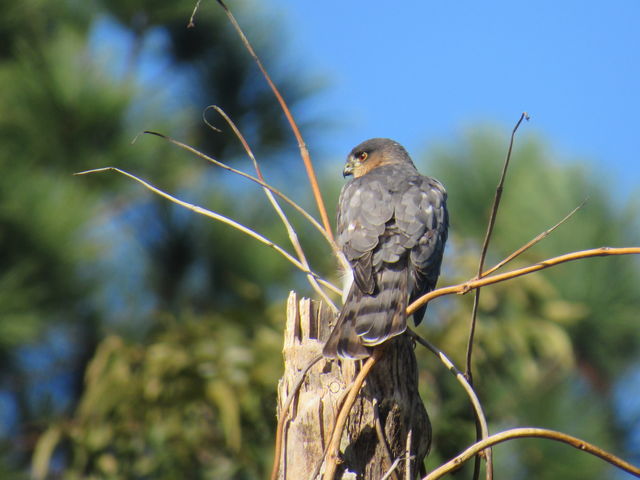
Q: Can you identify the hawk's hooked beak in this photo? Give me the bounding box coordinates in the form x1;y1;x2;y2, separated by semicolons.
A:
343;156;355;177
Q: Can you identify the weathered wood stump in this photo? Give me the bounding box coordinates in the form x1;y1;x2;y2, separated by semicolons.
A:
276;292;430;480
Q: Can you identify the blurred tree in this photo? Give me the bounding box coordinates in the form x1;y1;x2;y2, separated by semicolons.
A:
0;0;320;477
32;313;283;479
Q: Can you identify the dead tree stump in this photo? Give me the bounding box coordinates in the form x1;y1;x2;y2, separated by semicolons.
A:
276;292;430;480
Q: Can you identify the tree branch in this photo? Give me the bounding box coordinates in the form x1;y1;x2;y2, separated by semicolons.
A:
408;247;640;316
481;199;586;278
75;167;340;295
422;427;640;480
138;130;338;254
408;330;489;447
214;0;336;247
466;112;527;480
207;106;337;311
466;112;529;380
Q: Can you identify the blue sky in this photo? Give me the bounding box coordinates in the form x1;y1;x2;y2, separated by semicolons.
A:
266;1;639;200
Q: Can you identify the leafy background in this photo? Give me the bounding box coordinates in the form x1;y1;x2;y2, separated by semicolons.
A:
1;1;639;479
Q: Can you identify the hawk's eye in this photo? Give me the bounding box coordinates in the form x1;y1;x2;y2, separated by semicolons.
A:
357;151;368;162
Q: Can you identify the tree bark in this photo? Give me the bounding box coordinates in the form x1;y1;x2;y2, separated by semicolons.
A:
276;292;430;480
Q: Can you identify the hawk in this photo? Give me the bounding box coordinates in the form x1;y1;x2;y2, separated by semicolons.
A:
323;138;448;359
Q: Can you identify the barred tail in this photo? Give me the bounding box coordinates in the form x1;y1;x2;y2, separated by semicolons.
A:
323;263;408;359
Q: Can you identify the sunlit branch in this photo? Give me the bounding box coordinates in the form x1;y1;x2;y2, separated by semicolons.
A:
466;112;529;379
408;247;640;315
138;130;338;253
405;428;414;480
422;428;640;480
481;199;586;278
408;330;489;446
187;0;202;28
466;111;528;480
206;106;338;311
380;457;403;480
214;0;336;248
75;167;340;295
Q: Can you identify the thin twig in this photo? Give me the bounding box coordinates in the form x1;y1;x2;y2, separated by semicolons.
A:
373;398;400;480
422;427;640;480
323;349;384;480
214;0;336;248
187;0;202;28
405;428;413;480
466;112;529;380
75;167;339;294
481;199;586;278
408;330;489;444
381;458;404;480
270;354;324;480
138;130;339;255
410;329;492;477
464;112;528;480
207;106;337;311
407;247;640;315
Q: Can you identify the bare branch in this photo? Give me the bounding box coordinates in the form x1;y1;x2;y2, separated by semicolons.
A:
466;112;529;379
75;167;340;295
187;0;202;28
408;330;489;446
405;428;413;480
408;247;640;315
482;199;586;278
323;348;384;480
139;130;339;254
463;112;528;480
208;106;337;311
422;427;640;480
214;0;336;246
381;458;404;480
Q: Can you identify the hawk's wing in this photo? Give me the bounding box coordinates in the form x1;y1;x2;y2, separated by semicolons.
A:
325;164;448;358
396;175;448;324
336;175;395;295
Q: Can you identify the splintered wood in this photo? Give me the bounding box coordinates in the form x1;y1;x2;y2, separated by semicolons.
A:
276;292;430;480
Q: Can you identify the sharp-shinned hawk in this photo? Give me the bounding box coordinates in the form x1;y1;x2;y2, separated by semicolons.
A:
323;138;449;359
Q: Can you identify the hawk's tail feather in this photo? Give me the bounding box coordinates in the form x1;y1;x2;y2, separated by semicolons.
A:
322;296;371;359
356;266;408;345
323;264;408;359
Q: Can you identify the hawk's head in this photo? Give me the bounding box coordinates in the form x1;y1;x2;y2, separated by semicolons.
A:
343;138;413;178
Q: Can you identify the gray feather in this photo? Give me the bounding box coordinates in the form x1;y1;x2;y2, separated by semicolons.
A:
324;140;449;359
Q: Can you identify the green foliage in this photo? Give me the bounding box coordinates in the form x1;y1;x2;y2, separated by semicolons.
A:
429;130;640;380
0;0;315;477
419;129;640;477
34;312;282;479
